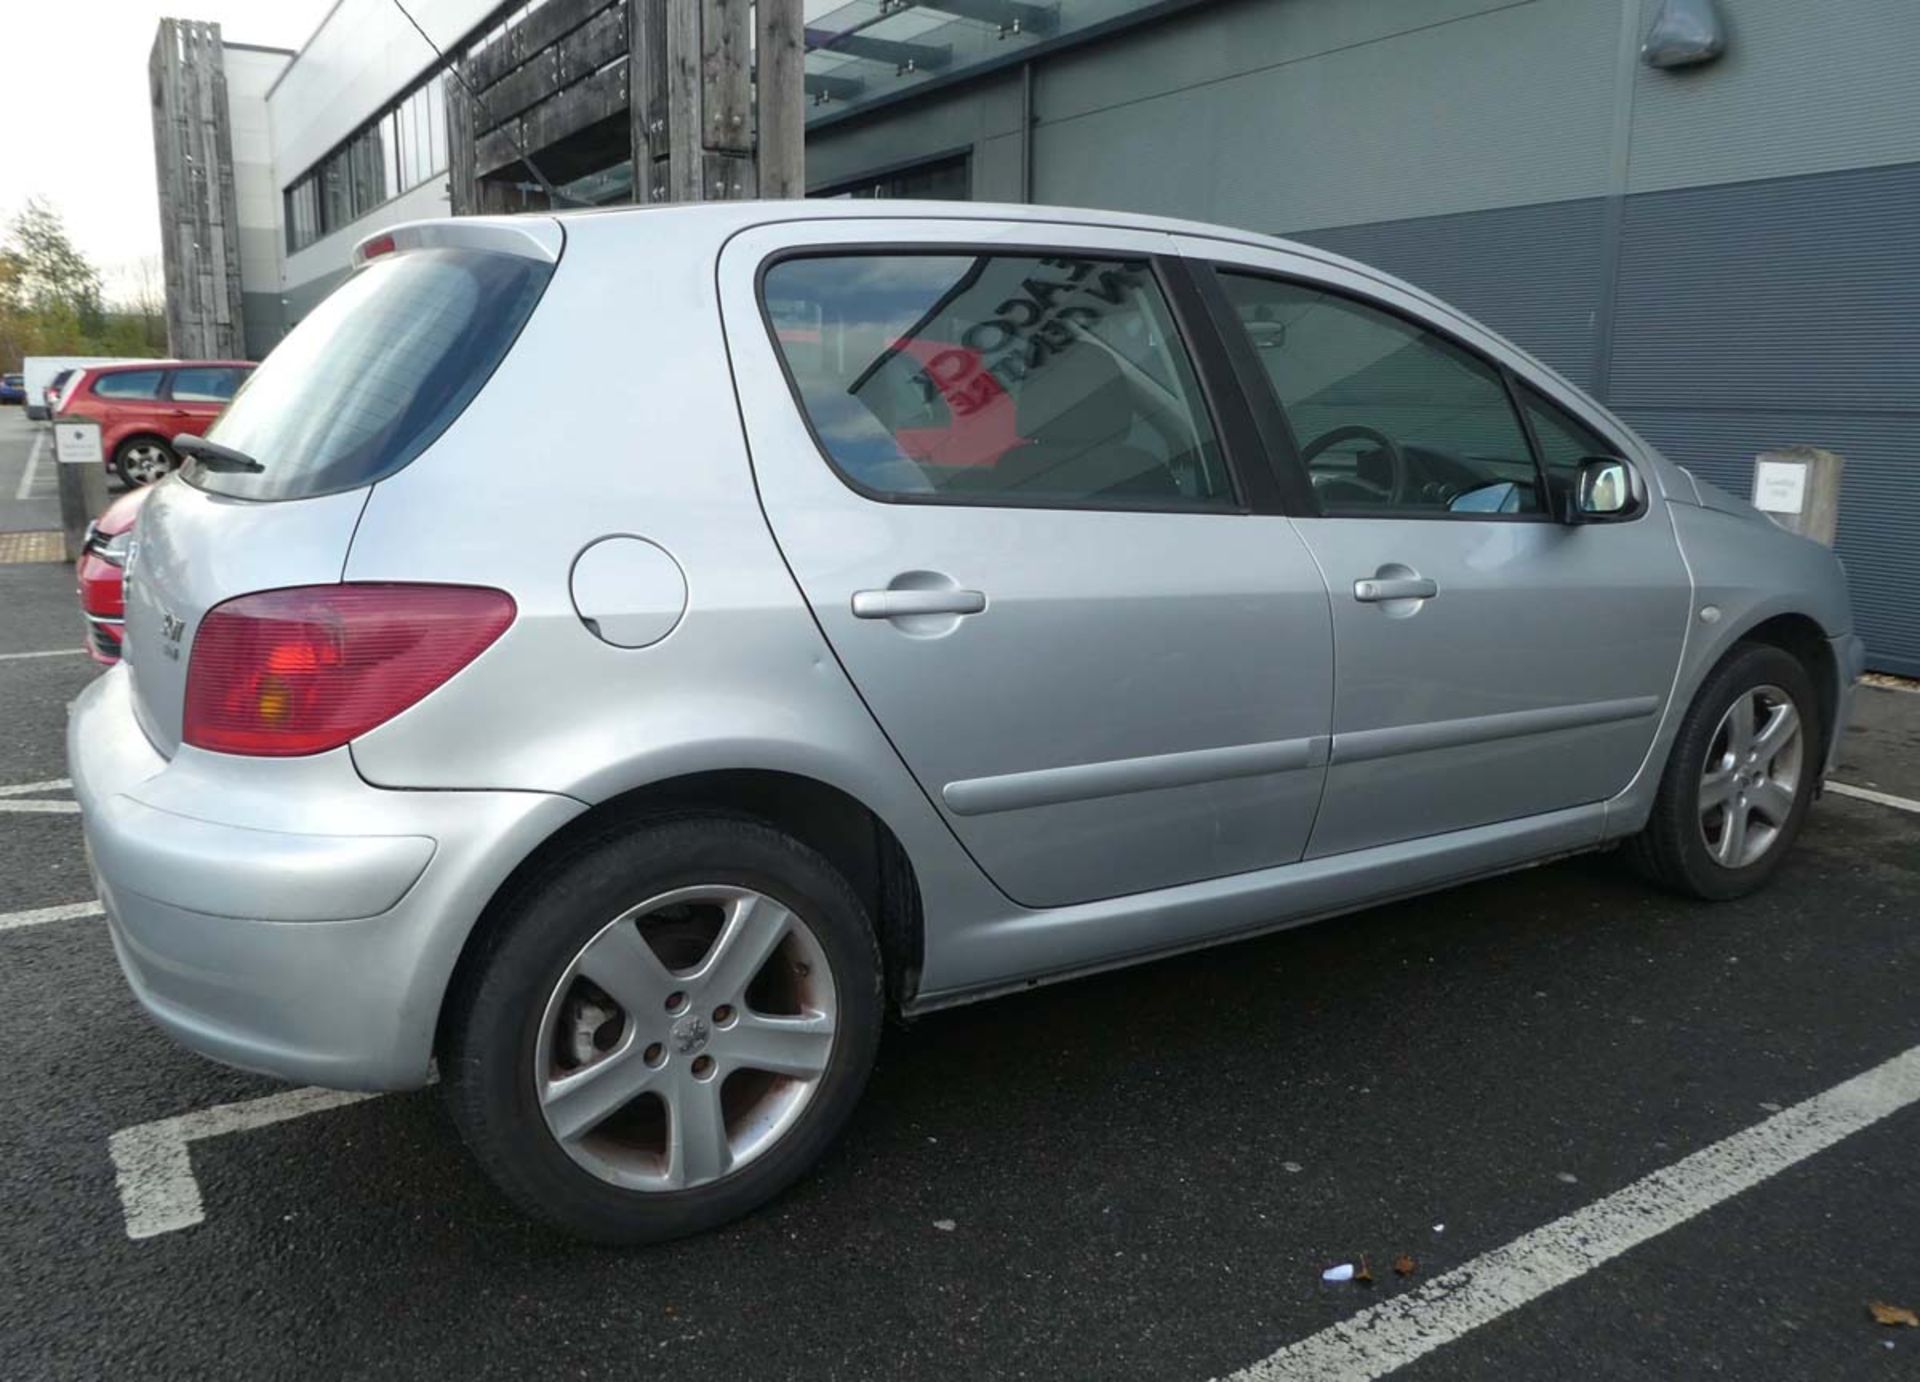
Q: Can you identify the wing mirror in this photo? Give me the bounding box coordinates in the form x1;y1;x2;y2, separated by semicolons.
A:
1568;455;1646;524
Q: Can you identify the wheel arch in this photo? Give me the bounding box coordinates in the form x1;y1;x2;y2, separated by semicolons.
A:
1730;611;1839;760
437;768;926;1058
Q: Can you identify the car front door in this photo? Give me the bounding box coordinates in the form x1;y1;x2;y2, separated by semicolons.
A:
720;221;1334;908
1188;245;1691;859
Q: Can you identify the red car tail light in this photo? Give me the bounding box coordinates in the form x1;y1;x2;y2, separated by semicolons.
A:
183;584;515;756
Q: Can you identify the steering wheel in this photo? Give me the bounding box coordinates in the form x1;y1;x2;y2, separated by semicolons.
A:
1299;424;1411;506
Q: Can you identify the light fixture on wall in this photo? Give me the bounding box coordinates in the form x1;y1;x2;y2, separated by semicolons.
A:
1642;0;1728;69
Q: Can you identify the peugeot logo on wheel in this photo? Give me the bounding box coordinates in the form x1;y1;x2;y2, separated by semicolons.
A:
670;1013;710;1055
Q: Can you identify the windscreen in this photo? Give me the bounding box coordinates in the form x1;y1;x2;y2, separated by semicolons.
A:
190;246;552;500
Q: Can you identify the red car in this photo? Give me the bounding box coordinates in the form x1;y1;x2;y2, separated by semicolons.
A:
56;360;253;487
76;485;151;664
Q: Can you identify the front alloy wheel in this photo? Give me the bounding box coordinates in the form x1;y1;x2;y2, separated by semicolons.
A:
1627;642;1818;900
1698;685;1803;869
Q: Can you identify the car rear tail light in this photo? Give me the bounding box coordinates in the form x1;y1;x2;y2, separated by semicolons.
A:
183;584;515;757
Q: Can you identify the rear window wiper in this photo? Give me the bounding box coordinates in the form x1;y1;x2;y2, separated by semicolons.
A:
175;434;264;474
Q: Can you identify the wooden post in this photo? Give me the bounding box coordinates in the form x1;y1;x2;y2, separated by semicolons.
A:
756;0;805;199
1751;446;1844;547
628;0;802;203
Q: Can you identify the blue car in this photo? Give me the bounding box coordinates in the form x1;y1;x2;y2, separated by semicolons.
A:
0;373;26;405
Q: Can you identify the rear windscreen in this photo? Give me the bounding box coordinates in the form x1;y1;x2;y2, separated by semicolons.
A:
189;246;552;500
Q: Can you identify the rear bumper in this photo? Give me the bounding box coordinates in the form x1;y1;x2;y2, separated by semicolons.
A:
69;667;583;1090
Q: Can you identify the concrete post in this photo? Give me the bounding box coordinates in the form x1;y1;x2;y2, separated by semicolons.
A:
52;419;111;562
1750;446;1843;547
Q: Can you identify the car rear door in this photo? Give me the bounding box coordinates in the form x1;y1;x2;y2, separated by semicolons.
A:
720;219;1334;909
163;366;247;434
1184;239;1690;858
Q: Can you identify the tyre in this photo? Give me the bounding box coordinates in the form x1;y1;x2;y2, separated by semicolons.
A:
1627;642;1818;900
115;437;177;486
442;815;884;1244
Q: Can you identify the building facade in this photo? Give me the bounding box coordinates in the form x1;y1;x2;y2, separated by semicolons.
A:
154;0;1920;675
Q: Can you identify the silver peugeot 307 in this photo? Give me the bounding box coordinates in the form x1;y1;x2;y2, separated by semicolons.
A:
69;203;1861;1242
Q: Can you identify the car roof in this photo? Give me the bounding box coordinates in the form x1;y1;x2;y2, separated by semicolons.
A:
82;359;253;373
550;197;1306;253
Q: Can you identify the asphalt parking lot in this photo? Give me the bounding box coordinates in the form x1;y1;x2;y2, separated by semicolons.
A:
1;404;1916;1378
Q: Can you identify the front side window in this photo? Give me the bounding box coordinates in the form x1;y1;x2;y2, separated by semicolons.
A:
93;370;165;400
169;367;246;402
192;246;551;500
763;252;1232;509
1218;272;1544;517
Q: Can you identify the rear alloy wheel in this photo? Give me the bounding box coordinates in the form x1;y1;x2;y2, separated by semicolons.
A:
537;885;839;1192
116;438;177;486
1628;643;1818;900
443;816;883;1244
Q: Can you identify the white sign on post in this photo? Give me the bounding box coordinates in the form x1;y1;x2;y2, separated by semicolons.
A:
53;418;104;467
1752;459;1807;515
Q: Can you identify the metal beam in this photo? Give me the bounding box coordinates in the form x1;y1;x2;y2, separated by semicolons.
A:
804;72;865;101
907;0;1057;36
803;27;951;70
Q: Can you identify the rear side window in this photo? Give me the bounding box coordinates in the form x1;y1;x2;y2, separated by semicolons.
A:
762;252;1231;509
192;247;552;500
94;370;165;400
170;366;246;402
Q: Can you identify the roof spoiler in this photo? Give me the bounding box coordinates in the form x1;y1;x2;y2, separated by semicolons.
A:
350;216;563;270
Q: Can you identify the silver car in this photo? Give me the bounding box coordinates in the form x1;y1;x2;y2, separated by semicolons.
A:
69;203;1862;1242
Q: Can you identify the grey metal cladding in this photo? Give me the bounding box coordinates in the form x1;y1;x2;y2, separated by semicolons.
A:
1619;404;1920;678
1625;0;1920;196
1605;159;1920;675
1294;198;1609;392
1607;162;1920;411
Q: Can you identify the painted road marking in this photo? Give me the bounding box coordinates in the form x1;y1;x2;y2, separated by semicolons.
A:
1218;1043;1920;1381
0;899;103;933
0;648;87;662
0;778;72;797
110;1088;385;1239
0;776;79;815
14;430;45;502
1827;780;1920;816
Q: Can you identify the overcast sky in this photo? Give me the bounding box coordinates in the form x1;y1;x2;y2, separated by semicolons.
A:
2;0;332;303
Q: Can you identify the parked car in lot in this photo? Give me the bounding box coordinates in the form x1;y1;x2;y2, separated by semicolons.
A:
41;369;76;420
75;486;152;664
0;373;25;405
69;204;1862;1245
56;360;253;485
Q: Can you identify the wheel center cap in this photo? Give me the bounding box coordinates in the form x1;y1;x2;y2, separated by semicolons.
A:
670;1013;710;1055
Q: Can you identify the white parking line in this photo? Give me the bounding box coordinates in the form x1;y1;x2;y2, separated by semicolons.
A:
0;777;72;796
110;1087;384;1239
1826;780;1920;816
14;430;45;502
0;899;103;932
0;799;79;814
1219;1043;1920;1381
0;648;86;662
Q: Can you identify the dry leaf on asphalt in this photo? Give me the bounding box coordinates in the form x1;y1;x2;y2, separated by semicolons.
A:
1869;1301;1919;1328
1354;1256;1373;1286
1393;1254;1417;1277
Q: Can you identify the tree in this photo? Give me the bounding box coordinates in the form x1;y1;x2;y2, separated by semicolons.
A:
0;199;160;370
7;198;104;330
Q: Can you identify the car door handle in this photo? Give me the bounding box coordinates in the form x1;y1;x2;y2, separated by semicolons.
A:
851;589;987;619
1353;576;1438;602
